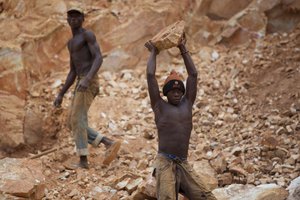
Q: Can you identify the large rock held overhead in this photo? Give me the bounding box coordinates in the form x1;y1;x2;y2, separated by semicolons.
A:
151;20;185;51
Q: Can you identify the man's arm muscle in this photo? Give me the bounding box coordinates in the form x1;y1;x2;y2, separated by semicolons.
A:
84;30;103;81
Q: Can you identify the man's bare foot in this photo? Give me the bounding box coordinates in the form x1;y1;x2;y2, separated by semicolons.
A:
102;140;121;166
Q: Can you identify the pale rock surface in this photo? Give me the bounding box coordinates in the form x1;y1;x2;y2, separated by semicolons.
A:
0;158;46;199
0;46;27;98
218;8;267;46
0;92;25;149
287;176;300;200
131;175;156;199
213;184;289;200
102;48;139;71
208;0;252;19
193;160;218;190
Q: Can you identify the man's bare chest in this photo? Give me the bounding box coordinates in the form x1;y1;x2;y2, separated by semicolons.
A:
70;35;86;53
156;101;192;122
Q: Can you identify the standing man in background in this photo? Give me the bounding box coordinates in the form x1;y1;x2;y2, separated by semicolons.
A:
54;7;121;169
145;34;217;200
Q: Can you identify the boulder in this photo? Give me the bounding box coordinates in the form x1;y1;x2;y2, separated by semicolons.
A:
22;24;70;83
213;184;288;200
265;1;300;33
131;176;156;199
102;48;139;70
193;160;218;190
256;0;281;12
151;20;185;51
23;109;44;146
287;176;300;200
0;46;27;98
283;0;300;11
0;92;25;150
0;158;46;199
218;8;267;46
208;0;252;19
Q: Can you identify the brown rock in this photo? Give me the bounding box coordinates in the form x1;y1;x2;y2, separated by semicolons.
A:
132;177;156;199
256;186;289;200
261;132;279;149
257;0;281;12
218;8;267;46
151;20;185;51
218;173;233;186
193;160;218;190
0;47;27;98
229;166;248;177
125;177;143;194
210;153;228;173
208;0;252;19
116;178;130;190
23;109;44;145
0;158;45;199
0;93;25;149
213;184;288;200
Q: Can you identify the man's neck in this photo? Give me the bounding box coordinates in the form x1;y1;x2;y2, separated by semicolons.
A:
71;27;84;37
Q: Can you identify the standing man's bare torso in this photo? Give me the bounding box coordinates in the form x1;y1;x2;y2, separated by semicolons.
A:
68;29;94;76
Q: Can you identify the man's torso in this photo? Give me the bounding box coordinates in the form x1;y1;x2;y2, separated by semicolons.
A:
69;30;94;76
154;97;193;158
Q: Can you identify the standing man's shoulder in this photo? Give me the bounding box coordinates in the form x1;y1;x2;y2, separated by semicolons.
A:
83;29;97;42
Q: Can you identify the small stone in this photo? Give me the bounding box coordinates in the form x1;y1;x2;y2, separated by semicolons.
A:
125;177;143;194
218;173;233;186
211;51;220;61
116;178;130;190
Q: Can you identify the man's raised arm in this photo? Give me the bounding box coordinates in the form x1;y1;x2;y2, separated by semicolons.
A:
178;34;198;104
145;41;161;109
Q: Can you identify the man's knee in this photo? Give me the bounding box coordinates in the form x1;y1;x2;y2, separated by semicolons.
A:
157;183;176;200
156;171;176;199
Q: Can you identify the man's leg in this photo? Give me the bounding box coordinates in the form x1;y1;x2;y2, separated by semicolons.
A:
86;126;121;165
69;86;95;168
70;91;89;153
87;127;115;148
87;127;104;147
178;162;217;200
154;155;177;200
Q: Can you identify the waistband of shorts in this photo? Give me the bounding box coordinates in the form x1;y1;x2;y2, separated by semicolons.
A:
158;151;187;163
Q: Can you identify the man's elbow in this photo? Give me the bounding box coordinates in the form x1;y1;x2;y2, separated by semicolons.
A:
95;56;103;67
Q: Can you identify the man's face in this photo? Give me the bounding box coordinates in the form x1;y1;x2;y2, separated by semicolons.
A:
167;88;184;106
67;11;84;29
